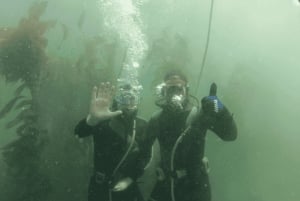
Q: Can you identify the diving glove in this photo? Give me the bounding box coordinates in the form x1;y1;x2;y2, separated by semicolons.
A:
201;83;224;114
201;95;224;114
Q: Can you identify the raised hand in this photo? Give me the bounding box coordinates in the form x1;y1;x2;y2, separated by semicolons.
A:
86;82;122;126
201;83;224;114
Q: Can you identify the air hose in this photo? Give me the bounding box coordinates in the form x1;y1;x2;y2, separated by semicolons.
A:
109;119;137;201
170;106;197;201
170;125;191;201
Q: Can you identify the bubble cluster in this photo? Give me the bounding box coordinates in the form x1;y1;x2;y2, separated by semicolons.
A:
98;0;148;89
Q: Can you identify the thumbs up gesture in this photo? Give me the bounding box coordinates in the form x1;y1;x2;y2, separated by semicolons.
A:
201;83;224;115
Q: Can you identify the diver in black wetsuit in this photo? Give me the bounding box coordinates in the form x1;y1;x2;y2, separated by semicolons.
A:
75;82;147;201
142;69;237;201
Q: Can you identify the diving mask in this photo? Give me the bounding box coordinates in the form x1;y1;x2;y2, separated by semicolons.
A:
115;84;141;110
155;83;187;111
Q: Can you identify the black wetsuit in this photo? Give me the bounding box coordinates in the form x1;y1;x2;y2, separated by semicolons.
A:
74;116;148;201
142;102;237;201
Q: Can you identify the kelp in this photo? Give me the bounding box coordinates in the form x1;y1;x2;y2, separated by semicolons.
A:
0;1;124;201
0;1;56;85
14;83;27;96
0;96;25;119
5;108;37;129
16;123;38;136
14;99;33;110
0;1;53;201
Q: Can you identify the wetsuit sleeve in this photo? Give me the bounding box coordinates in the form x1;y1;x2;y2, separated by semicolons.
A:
209;106;237;141
194;106;237;141
74;118;99;138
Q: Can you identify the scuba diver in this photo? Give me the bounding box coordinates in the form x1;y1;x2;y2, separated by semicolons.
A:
74;82;148;201
141;69;237;201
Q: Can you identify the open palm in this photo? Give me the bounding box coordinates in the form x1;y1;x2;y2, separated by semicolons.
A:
87;82;122;125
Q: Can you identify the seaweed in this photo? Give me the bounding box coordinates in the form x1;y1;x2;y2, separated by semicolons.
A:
0;95;24;119
0;1;54;201
0;1;56;86
5;108;37;129
14;99;33;110
14;83;27;96
0;1;125;200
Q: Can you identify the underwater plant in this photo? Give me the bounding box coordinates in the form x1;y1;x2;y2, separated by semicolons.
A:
0;2;55;201
0;1;134;200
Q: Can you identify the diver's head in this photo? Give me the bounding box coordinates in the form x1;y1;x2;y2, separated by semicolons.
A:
156;69;188;112
114;83;141;116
